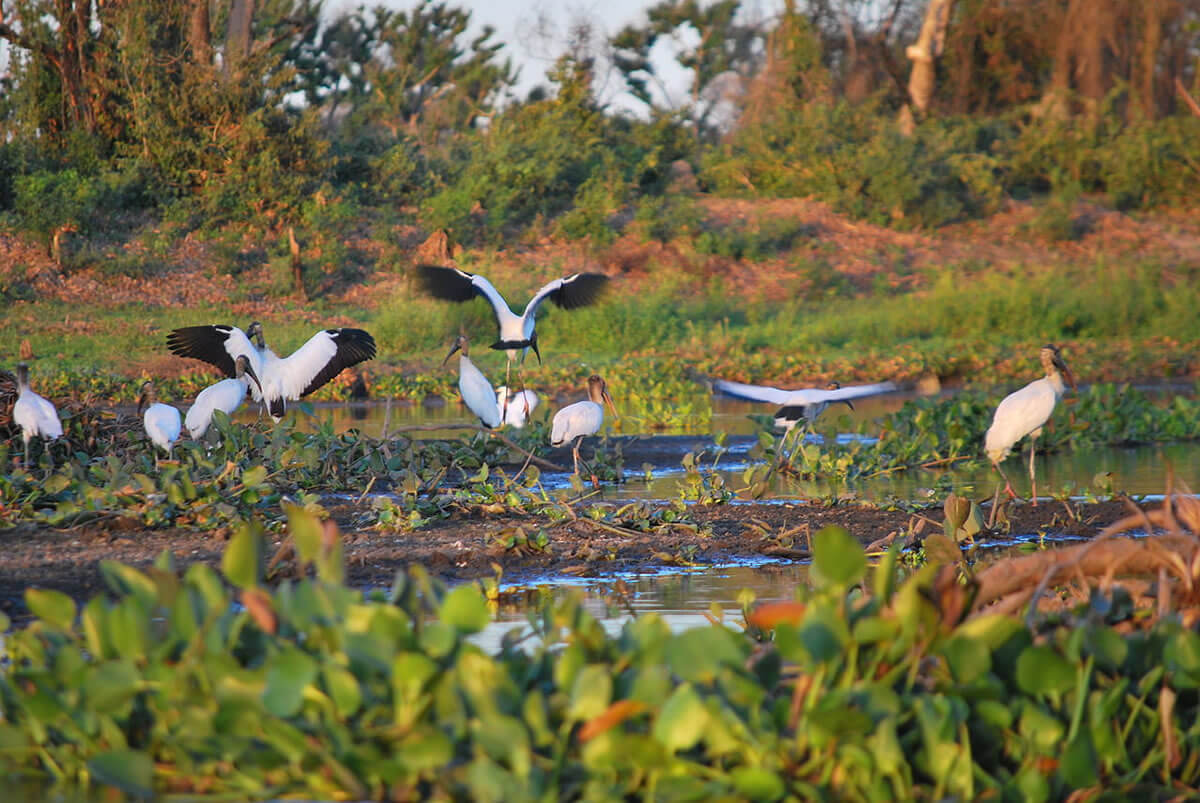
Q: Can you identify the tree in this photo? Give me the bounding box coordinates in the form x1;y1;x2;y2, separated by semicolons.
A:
611;0;766;136
294;2;516;139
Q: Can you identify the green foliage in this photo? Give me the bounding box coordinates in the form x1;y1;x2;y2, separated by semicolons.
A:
2;509;1198;799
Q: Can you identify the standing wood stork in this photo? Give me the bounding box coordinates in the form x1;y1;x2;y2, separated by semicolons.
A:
185;355;263;439
713;378;898;460
138;381;182;461
414;265;609;420
443;334;501;429
11;362;63;467
984;344;1076;506
166;322;376;421
551;374;618;486
496;386;539;429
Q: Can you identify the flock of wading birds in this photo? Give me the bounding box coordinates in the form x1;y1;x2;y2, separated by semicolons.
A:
3;265;1076;503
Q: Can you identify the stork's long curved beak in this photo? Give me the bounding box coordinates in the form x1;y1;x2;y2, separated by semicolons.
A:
602;388;619;420
840;400;855;411
530;334;542;365
136;393;148;417
442;341;462;367
243;363;263;398
1056;357;1077;393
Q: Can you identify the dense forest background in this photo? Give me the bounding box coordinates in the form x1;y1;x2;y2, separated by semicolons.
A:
0;0;1197;286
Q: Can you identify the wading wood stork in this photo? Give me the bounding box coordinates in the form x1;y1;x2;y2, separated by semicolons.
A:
443;335;502;429
185;355;263;439
551;374;618;486
12;362;63;467
713;378;898;461
414;264;609;420
138;381;182;460
984;344;1076;506
166;322;376;421
496;386;539;429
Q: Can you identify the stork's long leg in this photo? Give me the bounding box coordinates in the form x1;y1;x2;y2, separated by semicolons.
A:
992;459;1018;502
22;435;30;470
1029;436;1039;507
501;359;513;424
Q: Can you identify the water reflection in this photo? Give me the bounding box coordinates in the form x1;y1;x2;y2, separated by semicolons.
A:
472;560;811;653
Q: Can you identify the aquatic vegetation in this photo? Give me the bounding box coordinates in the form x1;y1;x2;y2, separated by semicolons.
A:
4;505;1200;799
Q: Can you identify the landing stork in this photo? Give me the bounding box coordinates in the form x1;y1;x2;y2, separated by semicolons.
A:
415;265;609;419
167;322;376;421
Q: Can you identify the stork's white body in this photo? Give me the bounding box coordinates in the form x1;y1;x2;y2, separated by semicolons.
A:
144;403;182;454
186;377;250;438
496;386;539;428
456;354;502;428
551;400;605;446
713;380;897;430
13;382;63;452
985;373;1069;464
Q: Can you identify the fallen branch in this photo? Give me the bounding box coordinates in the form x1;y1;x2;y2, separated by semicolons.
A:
384;424;568;473
972;504;1200;613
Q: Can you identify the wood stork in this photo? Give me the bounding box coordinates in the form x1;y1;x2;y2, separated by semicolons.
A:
11;362;63;467
137;381;182;460
443;334;501;429
551;374;618;486
414;265;609;420
185;355;263;439
166;322;376;421
496;386;539;429
713;378;898;460
984;344;1076;506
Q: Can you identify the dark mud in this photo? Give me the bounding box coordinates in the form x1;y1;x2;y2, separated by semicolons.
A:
0;494;1131;623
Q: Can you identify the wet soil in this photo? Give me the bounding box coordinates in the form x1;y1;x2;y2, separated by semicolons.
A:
0;494;1131;623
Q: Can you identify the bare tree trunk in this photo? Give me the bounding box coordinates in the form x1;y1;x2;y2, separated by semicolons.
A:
1139;0;1163;118
225;0;255;77
189;0;213;66
900;0;955;135
288;226;307;301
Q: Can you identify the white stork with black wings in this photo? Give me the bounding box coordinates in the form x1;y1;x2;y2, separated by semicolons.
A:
167;322;376;421
714;379;898;432
415;265;609;419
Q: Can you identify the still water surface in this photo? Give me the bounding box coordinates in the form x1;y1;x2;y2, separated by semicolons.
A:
277;390;1196;642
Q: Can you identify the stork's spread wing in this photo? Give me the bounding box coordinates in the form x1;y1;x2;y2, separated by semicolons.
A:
712;380;792;405
166;325;256;378
523;272;610;320
281;328;377;399
812;382;898;402
415;264;514;328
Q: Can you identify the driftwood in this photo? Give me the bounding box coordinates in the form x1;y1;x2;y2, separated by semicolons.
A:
971;495;1200;616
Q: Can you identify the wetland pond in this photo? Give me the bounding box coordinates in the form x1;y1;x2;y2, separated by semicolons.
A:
255;389;1197;646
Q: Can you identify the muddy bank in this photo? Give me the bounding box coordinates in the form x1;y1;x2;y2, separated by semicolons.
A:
0;497;1132;622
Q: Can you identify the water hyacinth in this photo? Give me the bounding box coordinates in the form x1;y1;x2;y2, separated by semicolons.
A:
2;507;1200;798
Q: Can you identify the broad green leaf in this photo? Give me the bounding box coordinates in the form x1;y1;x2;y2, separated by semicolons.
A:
1164;629;1200;688
263;647;319;717
653;684;708;753
285;501;323;564
568;665;613;721
812;526;866;588
665;626;745;683
940;635;992;685
25;588;76;631
100;561;158;603
1060;730;1099;788
85;660;141;713
1016;646;1075;695
323;665;362;718
88;750;154;798
730;767;785;801
439;584;489;634
221;522;263;590
923;533;962;566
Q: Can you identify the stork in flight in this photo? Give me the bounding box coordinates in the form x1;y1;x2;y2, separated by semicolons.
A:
167;322;376;421
984;344;1076;506
713;378;898;462
414;265;609;420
